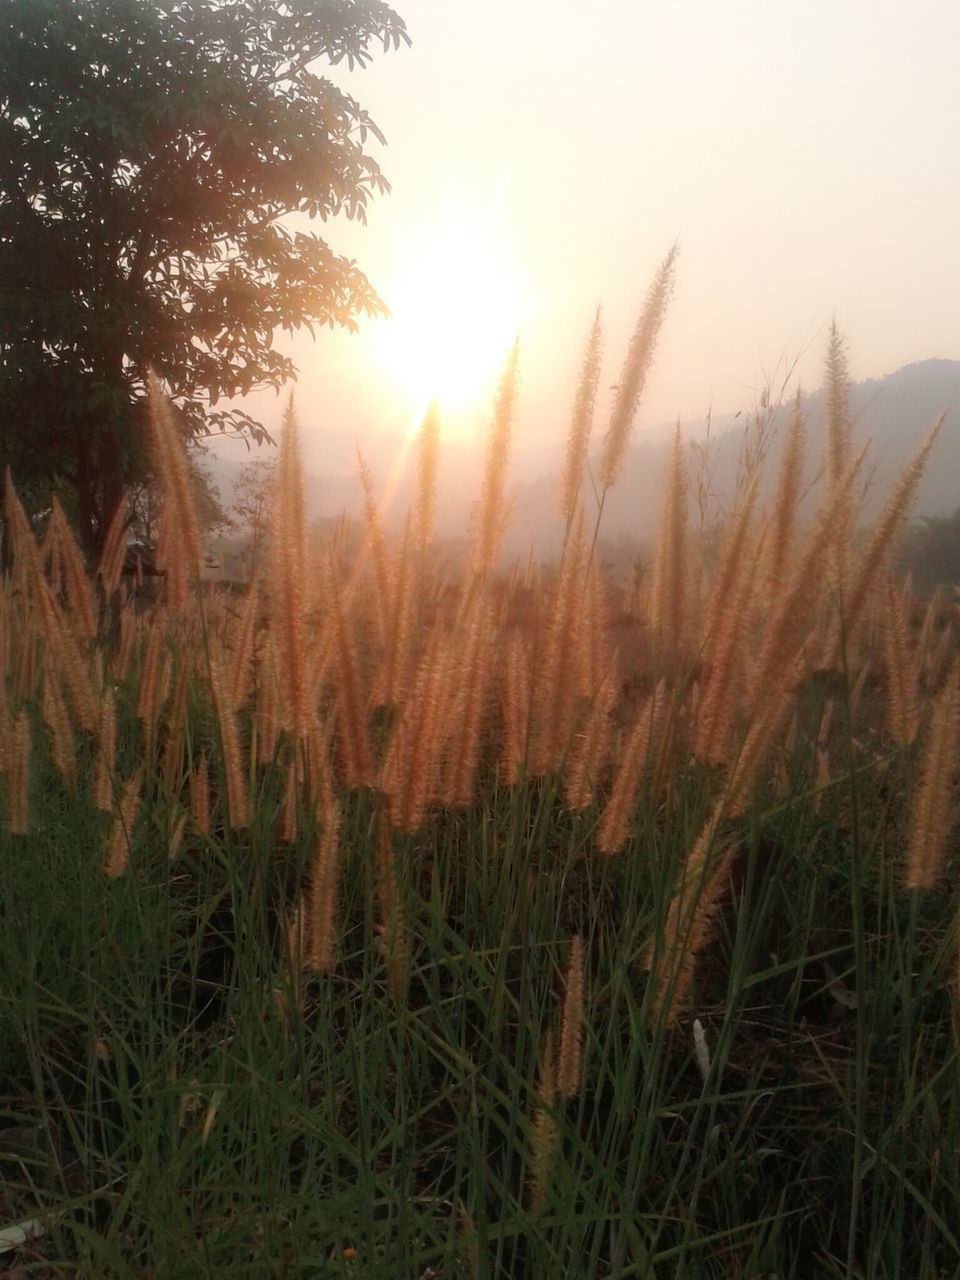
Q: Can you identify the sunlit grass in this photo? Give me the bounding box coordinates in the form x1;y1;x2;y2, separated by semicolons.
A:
1;276;958;1277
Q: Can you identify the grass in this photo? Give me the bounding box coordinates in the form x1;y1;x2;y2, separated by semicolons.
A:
1;285;959;1277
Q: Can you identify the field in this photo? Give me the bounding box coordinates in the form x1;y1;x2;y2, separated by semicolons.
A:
1;307;959;1277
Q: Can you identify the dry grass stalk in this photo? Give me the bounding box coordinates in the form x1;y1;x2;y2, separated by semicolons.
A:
557;935;585;1099
499;631;531;784
647;805;735;1025
357;448;390;642
375;812;408;1001
136;621;165;731
835;418;943;653
764;393;806;588
564;666;615;810
824;326;853;596
46;497;97;642
207;640;250;830
693;560;756;766
598;245;677;491
4;710;30;835
228;577;262;707
473;340;519;577
560;306;603;532
527;1029;557;1217
303;788;341;972
904;662;960;892
189;751;211;835
749;453;864;716
103;771;143;878
94;690;117;812
415;401;440;555
382;627;449;832
329;591;372;789
269;400;312;741
881;575;919;746
597;682;665;855
529;518;587;777
442;595;493;809
97;501;129;599
145;372;203;610
378;520;416;708
41;669;76;790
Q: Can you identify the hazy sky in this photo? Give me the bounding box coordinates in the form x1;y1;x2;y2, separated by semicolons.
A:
230;0;960;470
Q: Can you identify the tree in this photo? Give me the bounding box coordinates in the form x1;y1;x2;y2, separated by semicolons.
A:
896;507;960;591
0;0;408;557
231;454;277;575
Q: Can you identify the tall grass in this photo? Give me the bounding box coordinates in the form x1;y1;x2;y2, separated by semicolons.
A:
1;277;959;1277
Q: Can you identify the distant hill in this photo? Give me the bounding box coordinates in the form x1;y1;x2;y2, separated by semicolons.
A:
206;358;960;563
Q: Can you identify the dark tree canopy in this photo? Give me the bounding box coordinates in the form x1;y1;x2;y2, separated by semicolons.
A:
0;0;408;554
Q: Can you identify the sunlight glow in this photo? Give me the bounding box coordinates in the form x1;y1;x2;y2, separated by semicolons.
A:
371;210;531;431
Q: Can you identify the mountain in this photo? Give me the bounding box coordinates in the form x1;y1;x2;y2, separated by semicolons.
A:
206;359;960;563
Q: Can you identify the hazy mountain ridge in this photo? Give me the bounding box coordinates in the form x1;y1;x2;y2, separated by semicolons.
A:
207;359;960;560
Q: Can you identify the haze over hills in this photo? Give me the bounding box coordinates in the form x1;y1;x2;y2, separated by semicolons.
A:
210;358;960;563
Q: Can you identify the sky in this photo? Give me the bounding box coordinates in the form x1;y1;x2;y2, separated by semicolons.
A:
223;0;960;482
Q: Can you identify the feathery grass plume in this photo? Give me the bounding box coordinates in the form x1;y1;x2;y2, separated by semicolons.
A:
145;371;203;611
269;398;312;741
650;425;688;660
97;500;129;600
94;689;117;812
34;571;98;732
325;564;373;789
207;639;250;830
415;400;440;555
378;519;416;708
598;244;677;493
442;594;493;809
228;577;262;708
472;339;519;577
499;630;531;784
835;417;943;654
189;751;211;835
527;1029;557;1217
160;661;189;794
302;782;341;973
256;641;281;765
529;514;588;777
382;627;449;832
882;575;919;746
564;666;616;811
597;681;666;855
46;497;97;642
560;306;603;534
557;935;585;1100
904;662;959;892
824;325;853;596
41;669;76;790
694;510;762;765
646;804;734;1025
137;621;165;728
765;392;806;588
102;770;142;878
748;450;865;716
356;448;389;640
4;473;98;728
4;710;30;834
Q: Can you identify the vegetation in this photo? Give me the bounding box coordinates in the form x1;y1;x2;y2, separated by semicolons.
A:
1;269;959;1277
897;506;960;592
0;0;408;556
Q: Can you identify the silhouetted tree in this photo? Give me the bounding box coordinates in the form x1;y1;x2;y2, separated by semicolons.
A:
0;0;408;556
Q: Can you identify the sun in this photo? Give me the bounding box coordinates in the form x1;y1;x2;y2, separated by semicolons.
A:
371;210;531;429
